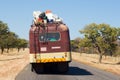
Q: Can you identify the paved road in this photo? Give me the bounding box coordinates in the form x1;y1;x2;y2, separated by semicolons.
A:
15;61;120;80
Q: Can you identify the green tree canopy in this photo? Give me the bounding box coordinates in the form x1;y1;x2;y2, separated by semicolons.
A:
0;20;28;54
16;38;28;52
0;21;9;53
80;23;118;63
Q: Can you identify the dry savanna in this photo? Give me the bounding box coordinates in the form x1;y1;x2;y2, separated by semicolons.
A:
0;48;120;80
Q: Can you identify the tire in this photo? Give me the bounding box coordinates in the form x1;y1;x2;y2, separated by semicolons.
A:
31;63;44;73
31;63;35;72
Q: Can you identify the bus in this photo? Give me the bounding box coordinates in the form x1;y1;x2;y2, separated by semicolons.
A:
29;22;71;73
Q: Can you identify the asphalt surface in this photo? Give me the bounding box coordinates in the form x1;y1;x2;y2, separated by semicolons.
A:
15;61;120;80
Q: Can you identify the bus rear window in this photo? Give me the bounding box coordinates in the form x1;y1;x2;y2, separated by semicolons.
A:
39;32;60;42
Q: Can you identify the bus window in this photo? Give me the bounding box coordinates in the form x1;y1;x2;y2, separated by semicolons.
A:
39;32;60;42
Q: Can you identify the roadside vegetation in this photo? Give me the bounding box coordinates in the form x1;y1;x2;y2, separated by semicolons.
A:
0;20;28;54
71;23;120;63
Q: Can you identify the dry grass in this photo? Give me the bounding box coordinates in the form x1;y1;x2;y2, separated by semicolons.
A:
72;52;120;75
0;48;29;80
0;49;119;80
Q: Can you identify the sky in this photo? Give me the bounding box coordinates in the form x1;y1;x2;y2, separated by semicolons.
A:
0;0;120;40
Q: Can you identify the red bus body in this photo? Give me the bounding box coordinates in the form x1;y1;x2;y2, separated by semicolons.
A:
29;23;71;72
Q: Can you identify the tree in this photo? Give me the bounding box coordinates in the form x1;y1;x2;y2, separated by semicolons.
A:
71;37;81;51
78;37;92;53
117;28;120;40
0;21;9;54
115;28;120;57
16;38;28;52
0;20;28;54
5;32;18;53
70;40;75;51
80;23;118;63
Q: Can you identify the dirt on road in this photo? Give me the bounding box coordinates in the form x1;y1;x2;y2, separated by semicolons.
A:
0;49;120;80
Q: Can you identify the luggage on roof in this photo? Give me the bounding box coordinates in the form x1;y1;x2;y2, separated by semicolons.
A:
33;10;63;25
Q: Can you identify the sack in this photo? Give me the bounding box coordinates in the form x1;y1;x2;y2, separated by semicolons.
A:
45;10;54;23
33;11;41;19
53;14;62;22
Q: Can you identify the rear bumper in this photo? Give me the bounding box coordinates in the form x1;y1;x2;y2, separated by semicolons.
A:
29;52;71;63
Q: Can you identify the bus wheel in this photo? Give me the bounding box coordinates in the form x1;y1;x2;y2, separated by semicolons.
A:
31;63;35;72
31;63;44;73
57;62;69;73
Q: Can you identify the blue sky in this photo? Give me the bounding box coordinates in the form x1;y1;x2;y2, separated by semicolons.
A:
0;0;120;40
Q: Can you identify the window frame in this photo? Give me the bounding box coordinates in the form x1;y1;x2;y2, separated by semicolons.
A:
39;32;61;42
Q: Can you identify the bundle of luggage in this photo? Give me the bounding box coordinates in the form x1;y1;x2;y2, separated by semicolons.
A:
33;10;63;25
